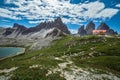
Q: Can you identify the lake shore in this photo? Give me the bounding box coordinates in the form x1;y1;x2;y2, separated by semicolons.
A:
0;47;25;60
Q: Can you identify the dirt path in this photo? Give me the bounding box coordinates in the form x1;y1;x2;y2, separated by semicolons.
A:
47;57;120;80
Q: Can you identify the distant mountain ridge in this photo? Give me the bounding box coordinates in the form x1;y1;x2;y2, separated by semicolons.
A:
0;18;118;39
78;21;117;36
3;23;27;37
22;17;70;35
1;17;70;39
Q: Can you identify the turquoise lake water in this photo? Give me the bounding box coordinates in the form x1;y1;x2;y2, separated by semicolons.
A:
0;47;25;59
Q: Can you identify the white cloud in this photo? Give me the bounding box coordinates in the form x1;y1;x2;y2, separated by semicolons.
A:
29;21;41;24
1;0;119;24
0;8;21;20
69;29;78;34
96;8;119;19
29;18;55;24
116;4;120;8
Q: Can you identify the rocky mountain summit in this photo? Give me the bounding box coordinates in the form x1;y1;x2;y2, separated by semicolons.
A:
1;17;70;39
78;25;86;36
97;22;109;30
86;21;95;35
78;21;117;36
97;22;118;35
22;17;70;35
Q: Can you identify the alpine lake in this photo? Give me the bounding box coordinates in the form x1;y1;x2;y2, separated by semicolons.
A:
0;47;25;59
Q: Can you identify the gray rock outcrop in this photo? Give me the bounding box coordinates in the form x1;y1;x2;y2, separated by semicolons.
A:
86;21;95;35
97;22;109;30
78;25;86;36
97;22;117;35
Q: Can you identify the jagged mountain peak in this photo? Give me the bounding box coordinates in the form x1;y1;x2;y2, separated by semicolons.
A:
86;21;95;35
13;23;27;30
88;21;94;24
33;17;70;34
13;23;20;27
81;25;85;28
54;17;62;22
78;25;86;36
86;21;95;28
13;23;22;27
97;22;109;30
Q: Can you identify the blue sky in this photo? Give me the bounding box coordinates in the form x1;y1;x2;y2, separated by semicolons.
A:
0;0;120;34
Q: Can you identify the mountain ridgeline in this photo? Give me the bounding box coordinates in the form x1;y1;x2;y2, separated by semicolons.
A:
22;17;70;35
0;18;118;39
1;17;70;39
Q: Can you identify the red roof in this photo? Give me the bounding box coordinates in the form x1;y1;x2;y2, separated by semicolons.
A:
93;30;107;33
93;30;107;35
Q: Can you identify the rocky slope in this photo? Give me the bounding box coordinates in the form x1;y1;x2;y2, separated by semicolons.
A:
3;23;27;38
0;17;70;50
0;27;5;35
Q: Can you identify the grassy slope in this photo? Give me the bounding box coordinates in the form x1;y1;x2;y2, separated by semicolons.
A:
0;35;120;79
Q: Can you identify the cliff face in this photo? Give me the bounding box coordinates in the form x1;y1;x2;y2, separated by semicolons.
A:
86;21;95;35
78;25;86;36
